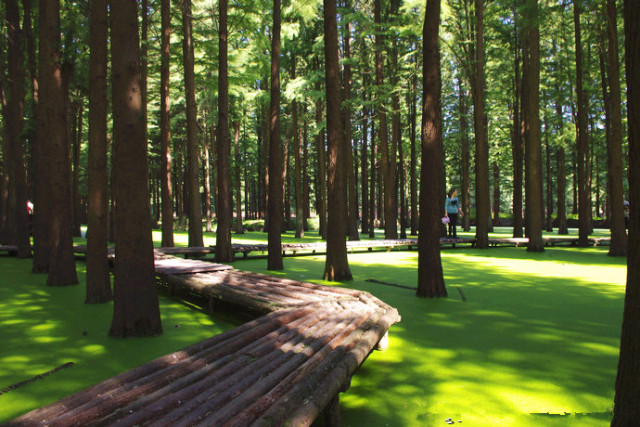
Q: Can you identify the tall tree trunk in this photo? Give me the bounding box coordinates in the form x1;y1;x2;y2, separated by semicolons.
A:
283;123;292;230
342;11;359;241
109;0;161;337
573;0;591;247
86;0;112;303
545;131;553;231
369;117;377;238
511;4;524;238
267;0;284;270
361;103;370;235
604;0;627;256
612;0;640;421
410;69;419;236
472;0;490;248
458;77;471;232
182;0;203;248
374;0;397;239
292;80;304;238
3;0;30;257
39;0;78;285
418;0;447;298
216;0;233;261
72;101;83;237
521;0;544;252
315;97;327;239
33;0;57;272
204;138;213;232
323;0;352;281
160;0;174;247
492;162;500;224
391;0;404;239
233;121;244;234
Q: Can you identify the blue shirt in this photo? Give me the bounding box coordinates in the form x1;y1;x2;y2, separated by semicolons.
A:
445;196;460;214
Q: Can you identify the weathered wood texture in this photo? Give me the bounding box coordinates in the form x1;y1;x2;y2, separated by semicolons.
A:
8;254;400;426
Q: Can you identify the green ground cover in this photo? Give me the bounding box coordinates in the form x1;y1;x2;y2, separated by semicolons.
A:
1;226;626;425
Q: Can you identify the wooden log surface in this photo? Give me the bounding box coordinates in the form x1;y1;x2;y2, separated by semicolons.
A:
8;255;401;427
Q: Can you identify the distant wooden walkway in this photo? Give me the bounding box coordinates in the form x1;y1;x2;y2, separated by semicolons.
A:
8;252;400;426
0;235;614;260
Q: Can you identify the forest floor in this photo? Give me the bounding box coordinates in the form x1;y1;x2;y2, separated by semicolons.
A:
0;226;625;425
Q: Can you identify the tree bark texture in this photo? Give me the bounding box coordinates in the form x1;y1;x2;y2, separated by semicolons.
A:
605;0;628;256
612;0;640;421
86;0;112;303
374;0;397;239
342;15;360;242
38;0;78;285
182;0;203;249
417;0;447;298
522;0;544;252
3;0;31;258
293;96;305;239
323;0;352;282
472;0;490;248
109;0;162;338
216;0;234;262
233;121;244;234
511;5;524;238
267;0;284;270
573;0;591;247
160;0;174;247
458;78;471;232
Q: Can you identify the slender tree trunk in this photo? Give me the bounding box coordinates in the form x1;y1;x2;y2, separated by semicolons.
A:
283;123;292;230
604;0;627;256
361;103;370;235
511;4;524;238
522;0;544;252
3;0;30;257
109;0;161;337
391;0;404;239
71;102;83;237
204;139;213;232
292;81;304;238
545;132;553;231
160;0;174;247
573;0;591;247
38;0;78;285
492;162;500;224
418;0;447;298
342;14;359;241
233;121;244;234
182;0;203;248
323;0;352;281
612;0;640;421
315;97;327;239
410;68;420;235
215;0;233;261
86;0;112;303
472;0;490;248
369;118;377;238
267;0;284;269
458;78;471;232
374;0;397;239
557;146;568;234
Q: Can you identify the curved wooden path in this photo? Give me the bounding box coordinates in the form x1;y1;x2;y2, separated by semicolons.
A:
7;251;400;426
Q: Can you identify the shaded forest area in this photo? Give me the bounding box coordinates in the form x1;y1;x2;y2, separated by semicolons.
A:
1;0;639;421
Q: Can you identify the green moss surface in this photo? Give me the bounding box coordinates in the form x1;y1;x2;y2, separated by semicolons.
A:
1;226;626;425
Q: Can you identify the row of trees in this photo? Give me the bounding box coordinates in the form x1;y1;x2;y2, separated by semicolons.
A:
0;0;639;421
0;0;633;316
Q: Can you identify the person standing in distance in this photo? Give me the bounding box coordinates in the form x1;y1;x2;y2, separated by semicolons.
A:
445;188;463;238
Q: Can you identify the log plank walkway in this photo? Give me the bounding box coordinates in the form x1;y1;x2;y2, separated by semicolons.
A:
7;252;400;426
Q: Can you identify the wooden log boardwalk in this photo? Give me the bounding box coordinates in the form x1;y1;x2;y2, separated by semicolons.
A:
8;251;400;426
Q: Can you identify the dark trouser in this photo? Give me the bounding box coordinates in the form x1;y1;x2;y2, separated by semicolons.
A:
448;213;458;237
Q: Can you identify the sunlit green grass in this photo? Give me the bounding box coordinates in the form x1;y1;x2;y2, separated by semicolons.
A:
232;242;625;426
0;257;237;422
2;225;625;425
